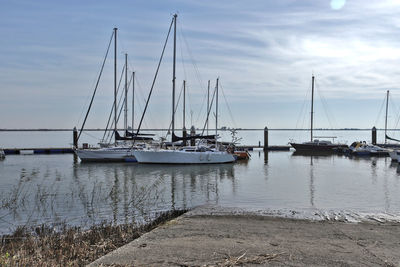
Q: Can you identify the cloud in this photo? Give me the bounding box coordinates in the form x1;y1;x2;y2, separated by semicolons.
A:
1;0;400;129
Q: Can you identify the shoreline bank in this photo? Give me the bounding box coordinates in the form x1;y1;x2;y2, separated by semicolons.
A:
0;210;186;266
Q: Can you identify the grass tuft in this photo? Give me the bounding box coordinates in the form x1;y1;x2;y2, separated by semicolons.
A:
0;209;187;266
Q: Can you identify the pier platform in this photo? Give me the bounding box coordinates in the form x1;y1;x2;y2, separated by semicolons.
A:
4;148;74;155
4;146;290;155
236;145;291;151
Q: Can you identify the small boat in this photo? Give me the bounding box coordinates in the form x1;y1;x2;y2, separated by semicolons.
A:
0;149;5;160
233;150;250;160
349;141;389;156
290;75;347;153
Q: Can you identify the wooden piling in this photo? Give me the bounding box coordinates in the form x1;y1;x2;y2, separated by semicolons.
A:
372;126;377;145
190;126;196;146
182;127;187;146
73;127;78;148
263;126;268;151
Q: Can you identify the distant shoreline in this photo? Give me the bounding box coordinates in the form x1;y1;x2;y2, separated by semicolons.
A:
0;128;393;132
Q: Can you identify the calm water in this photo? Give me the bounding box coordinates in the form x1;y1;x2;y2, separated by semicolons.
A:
1;130;400;234
1;144;400;234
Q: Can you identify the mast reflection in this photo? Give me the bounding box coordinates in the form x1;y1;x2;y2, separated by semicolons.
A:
309;156;315;207
71;163;234;224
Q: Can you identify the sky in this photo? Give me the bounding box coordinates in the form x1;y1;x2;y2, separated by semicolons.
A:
1;0;400;130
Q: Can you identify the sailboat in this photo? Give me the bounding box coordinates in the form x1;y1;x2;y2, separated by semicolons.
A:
375;90;400;161
132;14;235;164
290;75;347;152
75;29;139;162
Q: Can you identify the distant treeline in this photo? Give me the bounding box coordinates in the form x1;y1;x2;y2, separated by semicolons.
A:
0;128;395;132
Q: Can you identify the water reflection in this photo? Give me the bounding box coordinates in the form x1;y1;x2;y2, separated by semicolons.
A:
263;151;268;164
291;151;334;157
1;152;400;233
389;161;400;175
384;173;390;212
371;158;378;184
309;156;315;207
0;160;235;233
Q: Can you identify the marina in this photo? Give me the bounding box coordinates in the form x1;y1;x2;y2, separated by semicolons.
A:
2;1;400;265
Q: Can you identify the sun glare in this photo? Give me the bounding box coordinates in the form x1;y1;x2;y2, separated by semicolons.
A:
330;0;346;10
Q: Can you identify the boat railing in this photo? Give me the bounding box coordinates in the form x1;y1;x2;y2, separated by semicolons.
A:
313;136;337;142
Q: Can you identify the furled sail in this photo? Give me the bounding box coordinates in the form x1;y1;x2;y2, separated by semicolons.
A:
125;130;154;137
115;131;153;141
172;133;215;142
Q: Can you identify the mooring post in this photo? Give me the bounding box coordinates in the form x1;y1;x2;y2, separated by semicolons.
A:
372;126;377;145
182;126;187;146
73;127;78;148
263;126;268;151
190;126;196;146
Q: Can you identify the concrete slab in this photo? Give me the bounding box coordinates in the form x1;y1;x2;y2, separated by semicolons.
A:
89;207;400;266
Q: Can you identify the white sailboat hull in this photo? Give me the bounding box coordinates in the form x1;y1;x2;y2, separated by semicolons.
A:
132;149;235;164
75;148;136;162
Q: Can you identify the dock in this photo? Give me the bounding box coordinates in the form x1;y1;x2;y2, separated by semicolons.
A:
236;145;291;151
4;148;74;155
4;145;290;155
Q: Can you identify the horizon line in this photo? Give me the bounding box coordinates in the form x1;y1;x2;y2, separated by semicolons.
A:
0;128;390;132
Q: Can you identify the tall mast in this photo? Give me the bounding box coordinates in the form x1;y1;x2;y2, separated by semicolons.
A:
183;80;186;129
124;53;128;136
207;80;210;135
310;75;314;142
171;14;177;141
216;78;219;148
113;27;118;144
132;71;135;131
385;90;389;144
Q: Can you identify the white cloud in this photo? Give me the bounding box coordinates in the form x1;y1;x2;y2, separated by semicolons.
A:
2;0;400;128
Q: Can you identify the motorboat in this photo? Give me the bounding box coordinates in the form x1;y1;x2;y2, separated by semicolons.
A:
0;149;5;160
349;141;389;156
233;150;251;160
